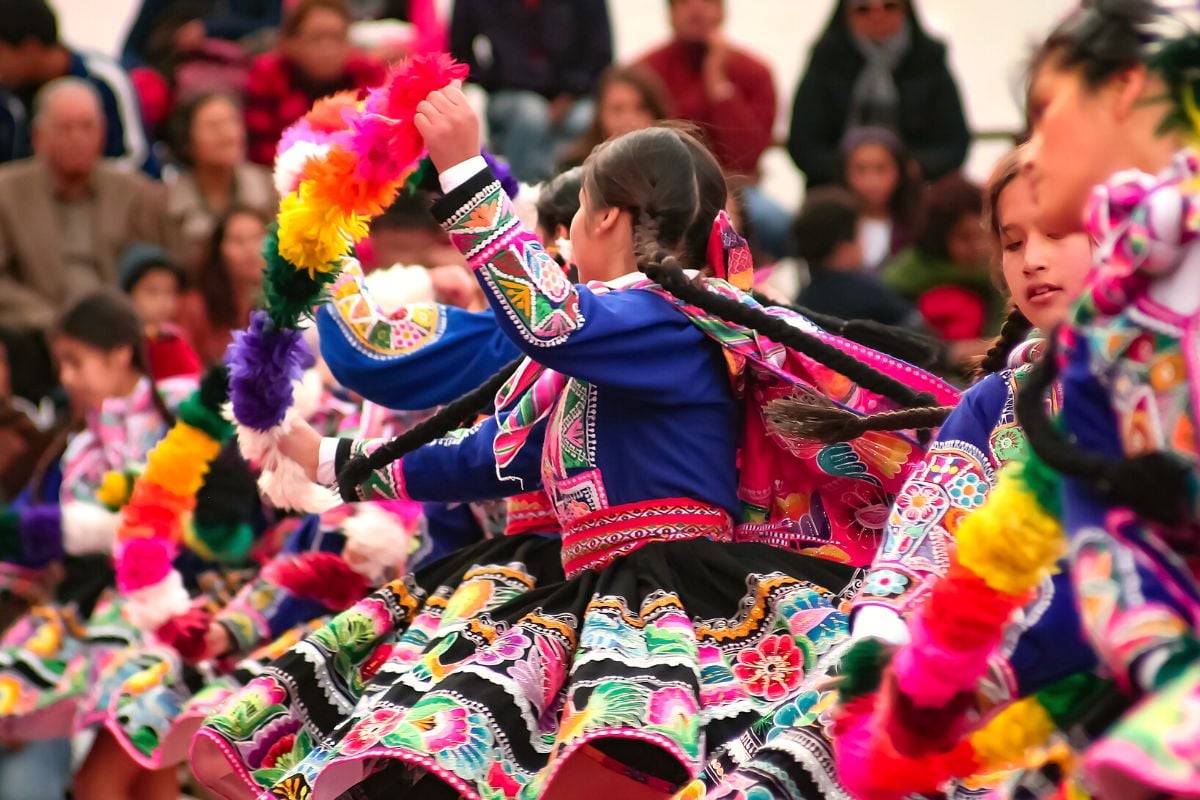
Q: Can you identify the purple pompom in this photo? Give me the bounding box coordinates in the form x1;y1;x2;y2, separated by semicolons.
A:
482;148;520;200
19;504;63;568
226;311;311;431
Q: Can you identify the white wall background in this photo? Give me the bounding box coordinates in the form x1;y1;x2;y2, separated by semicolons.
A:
53;0;1077;205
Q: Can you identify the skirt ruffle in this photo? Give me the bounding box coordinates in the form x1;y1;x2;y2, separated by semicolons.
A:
191;532;567;798
196;538;854;800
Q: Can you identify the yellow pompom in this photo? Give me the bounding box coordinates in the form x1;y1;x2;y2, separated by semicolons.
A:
142;423;222;498
96;470;131;510
969;697;1057;771
955;470;1066;595
277;184;370;276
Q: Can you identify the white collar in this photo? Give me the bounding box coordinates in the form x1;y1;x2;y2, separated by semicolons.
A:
600;268;701;290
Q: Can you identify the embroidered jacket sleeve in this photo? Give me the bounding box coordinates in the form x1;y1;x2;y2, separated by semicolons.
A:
214;515;341;654
430;169;715;397
854;371;1015;623
316;260;520;410
331;413;547;504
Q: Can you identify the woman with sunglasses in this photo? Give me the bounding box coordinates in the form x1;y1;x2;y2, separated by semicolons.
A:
788;0;970;189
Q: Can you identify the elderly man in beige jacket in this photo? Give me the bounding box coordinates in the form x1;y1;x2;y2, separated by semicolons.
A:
0;77;166;400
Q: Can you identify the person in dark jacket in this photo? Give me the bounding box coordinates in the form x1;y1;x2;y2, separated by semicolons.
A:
120;0;282;70
788;0;969;188
450;0;611;183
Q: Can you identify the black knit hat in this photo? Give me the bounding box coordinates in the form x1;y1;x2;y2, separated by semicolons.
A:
118;242;184;293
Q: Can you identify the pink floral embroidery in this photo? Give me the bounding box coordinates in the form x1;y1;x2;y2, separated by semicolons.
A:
339;708;404;756
475;630;532;666
647;686;698;727
732;633;805;701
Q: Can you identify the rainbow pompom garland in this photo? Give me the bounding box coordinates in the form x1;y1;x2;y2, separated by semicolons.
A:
227;53;468;512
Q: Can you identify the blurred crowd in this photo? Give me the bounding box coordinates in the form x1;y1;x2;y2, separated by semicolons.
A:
0;0;997;476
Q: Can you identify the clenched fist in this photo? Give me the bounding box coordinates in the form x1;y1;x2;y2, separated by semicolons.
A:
414;81;481;174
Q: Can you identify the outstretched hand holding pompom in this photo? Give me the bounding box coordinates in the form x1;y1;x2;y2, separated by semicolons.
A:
413;81;481;174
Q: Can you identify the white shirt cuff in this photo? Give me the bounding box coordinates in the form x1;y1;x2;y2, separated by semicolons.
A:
850;605;911;646
439;156;488;193
317;437;341;486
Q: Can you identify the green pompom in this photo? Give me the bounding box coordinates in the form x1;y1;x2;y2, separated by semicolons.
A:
1035;672;1109;729
178;395;234;442
192;521;256;564
262;225;340;330
837;637;891;703
1021;450;1062;517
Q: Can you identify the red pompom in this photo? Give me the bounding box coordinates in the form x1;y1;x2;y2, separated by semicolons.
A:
261;552;368;611
155;605;214;662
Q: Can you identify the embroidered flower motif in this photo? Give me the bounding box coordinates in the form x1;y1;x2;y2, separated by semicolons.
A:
893;482;947;524
647;685;698;728
864;569;909;597
261;733;297;770
423;704;475;750
339;708;404;756
991;426;1026;465
732;633;805;701
475;630;532;666
948;471;988;509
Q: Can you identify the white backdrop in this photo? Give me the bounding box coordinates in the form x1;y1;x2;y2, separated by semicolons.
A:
54;0;1077;203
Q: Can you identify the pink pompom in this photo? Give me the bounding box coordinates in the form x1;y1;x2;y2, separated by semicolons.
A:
116;537;176;593
156;605;214;661
365;53;468;121
334;113;424;193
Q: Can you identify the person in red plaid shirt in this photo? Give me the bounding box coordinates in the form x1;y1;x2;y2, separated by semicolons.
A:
243;0;385;166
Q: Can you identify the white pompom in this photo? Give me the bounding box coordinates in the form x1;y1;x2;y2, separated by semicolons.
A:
273;141;329;197
61;502;119;556
341;502;421;582
258;456;339;514
123;571;192;632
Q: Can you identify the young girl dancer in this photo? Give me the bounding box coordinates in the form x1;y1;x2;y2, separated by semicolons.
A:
694;148;1096;800
192;76;954;798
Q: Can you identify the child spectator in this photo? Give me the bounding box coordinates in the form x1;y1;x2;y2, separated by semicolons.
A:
883;173;1001;358
839;126;922;271
794;187;920;328
117;242;201;380
244;0;385;165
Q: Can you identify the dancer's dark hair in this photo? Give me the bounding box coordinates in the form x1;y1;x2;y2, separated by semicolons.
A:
1029;0;1153;91
1017;336;1190;525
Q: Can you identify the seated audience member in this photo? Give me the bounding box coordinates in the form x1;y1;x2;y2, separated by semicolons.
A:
0;0;157;174
839;126;922;270
637;0;790;258
884;172;1001;363
244;0;385;166
795;187;920;328
0;78;166;401
450;0;611;184
559;66;667;170
165;92;275;272
118;242;201;380
120;0;283;70
178;206;268;365
789;0;969;188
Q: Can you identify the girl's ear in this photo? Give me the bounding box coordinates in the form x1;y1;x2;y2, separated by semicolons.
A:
593;206;623;236
1108;63;1150;121
108;343;135;373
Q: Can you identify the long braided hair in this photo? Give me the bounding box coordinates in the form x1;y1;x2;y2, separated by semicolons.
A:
336;127;942;497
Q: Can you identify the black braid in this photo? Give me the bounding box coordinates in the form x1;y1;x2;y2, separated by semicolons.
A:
751;291;942;370
766;397;952;445
336;358;524;502
644;255;936;409
976;305;1034;379
1017;338;1191;526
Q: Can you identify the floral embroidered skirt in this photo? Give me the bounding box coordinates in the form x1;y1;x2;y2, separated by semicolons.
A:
192;532;567;798
192;537;853;800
